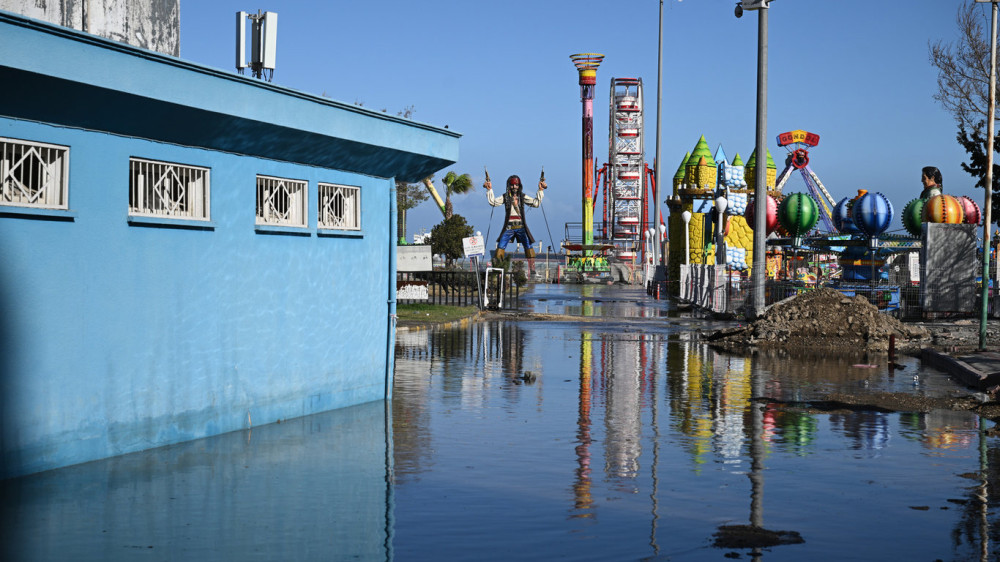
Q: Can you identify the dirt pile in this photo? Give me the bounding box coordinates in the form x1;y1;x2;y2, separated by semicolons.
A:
706;288;928;352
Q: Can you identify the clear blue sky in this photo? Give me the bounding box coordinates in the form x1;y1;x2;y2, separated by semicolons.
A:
182;0;980;245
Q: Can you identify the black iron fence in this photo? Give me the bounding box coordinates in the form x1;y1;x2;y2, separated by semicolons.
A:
397;270;521;309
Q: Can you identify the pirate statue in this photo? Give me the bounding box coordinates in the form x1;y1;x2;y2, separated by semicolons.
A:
485;174;546;273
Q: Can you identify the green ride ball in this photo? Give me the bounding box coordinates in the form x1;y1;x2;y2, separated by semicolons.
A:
777;193;819;238
902;198;926;237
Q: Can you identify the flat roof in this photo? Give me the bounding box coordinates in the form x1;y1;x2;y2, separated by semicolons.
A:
0;11;459;182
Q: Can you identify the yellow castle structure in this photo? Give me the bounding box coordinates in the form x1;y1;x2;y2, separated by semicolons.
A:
666;136;778;295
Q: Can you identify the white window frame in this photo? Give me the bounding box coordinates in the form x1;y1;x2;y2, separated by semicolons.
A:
129;157;211;221
1;137;69;210
318;182;361;231
256;175;307;228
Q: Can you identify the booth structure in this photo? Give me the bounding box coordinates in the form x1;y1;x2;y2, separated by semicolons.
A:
0;11;459;477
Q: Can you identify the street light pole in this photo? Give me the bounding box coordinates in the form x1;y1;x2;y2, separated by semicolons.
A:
737;0;771;318
654;0;665;273
977;0;997;351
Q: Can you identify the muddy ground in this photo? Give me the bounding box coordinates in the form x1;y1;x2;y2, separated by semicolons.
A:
705;288;946;353
695;288;1000;423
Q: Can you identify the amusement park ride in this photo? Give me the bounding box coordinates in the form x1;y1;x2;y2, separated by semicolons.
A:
600;78;658;264
773;130;836;232
663;122;985;313
549;53;984;298
563;54;658;282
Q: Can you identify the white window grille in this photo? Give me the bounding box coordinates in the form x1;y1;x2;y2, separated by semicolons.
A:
129;158;210;220
257;175;307;227
1;137;69;209
318;183;361;231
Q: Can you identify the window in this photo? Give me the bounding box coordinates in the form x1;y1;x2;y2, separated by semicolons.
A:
257;175;307;227
129;158;210;220
1;137;69;209
318;183;360;231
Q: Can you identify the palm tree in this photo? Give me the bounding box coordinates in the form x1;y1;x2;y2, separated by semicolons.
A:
441;171;473;219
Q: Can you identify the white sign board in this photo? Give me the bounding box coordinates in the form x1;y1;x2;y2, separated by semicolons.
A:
397;245;433;272
908;251;920;284
463;235;485;258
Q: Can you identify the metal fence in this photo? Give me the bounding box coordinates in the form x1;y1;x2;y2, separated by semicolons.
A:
673;263;999;321
397;270;521;309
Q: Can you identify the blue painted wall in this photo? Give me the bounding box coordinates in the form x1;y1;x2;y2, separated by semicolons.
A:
0;12;458;477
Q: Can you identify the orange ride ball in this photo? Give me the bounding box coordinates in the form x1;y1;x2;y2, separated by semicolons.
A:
922;194;964;224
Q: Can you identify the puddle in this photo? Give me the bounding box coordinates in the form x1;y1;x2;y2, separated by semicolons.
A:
2;284;996;561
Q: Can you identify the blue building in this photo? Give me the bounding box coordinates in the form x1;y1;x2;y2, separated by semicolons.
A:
0;11;459;478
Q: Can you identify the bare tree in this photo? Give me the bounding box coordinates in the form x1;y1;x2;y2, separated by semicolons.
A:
397;180;429;243
929;1;999;130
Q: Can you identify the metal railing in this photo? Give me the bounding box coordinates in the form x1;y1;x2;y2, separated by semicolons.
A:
673;263;995;321
397;270;521;309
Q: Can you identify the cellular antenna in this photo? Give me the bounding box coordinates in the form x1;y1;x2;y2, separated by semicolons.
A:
236;10;277;81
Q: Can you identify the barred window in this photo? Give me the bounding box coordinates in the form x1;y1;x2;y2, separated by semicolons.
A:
257;175;307;227
318;183;360;231
129;158;210;220
1;137;69;209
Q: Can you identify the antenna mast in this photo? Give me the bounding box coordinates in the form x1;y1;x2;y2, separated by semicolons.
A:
236;10;277;82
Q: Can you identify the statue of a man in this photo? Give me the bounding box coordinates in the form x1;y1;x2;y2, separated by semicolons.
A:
485;174;546;273
920;166;942;199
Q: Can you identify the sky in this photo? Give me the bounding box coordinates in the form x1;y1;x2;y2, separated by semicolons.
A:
181;0;983;246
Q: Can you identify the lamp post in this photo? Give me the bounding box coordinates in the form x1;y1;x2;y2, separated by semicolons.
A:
547;245;552;281
977;0;998;351
654;0;665;270
681;210;692;265
715;196;728;264
658;223;667;266
644;229;654;279
737;0;771;317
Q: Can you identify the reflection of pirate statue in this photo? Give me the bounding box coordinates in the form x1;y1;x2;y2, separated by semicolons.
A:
485;174;547;273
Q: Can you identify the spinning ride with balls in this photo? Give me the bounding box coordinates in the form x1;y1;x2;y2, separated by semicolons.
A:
667;127;984;308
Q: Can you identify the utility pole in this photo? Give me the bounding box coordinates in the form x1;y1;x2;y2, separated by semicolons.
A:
977;0;998;350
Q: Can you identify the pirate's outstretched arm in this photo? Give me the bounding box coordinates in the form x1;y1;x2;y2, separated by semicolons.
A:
523;180;547;207
484;178;504;207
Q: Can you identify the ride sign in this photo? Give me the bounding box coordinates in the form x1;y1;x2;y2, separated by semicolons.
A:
776;129;820;147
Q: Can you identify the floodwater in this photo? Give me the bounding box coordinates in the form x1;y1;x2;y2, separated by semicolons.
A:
3;284;999;561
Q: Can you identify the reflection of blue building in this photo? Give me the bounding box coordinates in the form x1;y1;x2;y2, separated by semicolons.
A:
5;401;394;559
0;11;458;477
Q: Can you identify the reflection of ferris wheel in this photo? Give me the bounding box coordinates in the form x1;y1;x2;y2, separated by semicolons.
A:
774;129;837;232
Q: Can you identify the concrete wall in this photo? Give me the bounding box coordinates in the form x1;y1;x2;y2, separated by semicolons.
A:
921;223;977;313
0;0;179;55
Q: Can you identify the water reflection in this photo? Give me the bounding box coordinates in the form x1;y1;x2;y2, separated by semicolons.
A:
1;401;392;562
3;285;996;560
392;286;999;559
